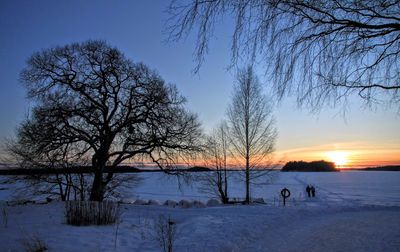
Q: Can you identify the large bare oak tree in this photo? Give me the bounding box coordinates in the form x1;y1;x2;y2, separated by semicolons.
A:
167;0;400;110
18;40;202;201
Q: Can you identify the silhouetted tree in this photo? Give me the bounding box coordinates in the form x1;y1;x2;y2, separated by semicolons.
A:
19;40;202;201
4;141;90;201
199;122;230;203
227;67;277;204
167;0;400;109
4;136;142;201
281;160;338;172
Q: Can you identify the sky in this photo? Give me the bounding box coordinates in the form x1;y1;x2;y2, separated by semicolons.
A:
0;0;399;168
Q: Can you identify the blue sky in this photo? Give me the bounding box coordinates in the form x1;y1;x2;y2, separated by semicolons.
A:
0;0;399;167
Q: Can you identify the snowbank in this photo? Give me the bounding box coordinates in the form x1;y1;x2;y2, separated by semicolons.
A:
0;203;399;251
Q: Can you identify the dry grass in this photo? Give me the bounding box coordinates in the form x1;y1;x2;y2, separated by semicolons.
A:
65;201;120;226
155;215;177;252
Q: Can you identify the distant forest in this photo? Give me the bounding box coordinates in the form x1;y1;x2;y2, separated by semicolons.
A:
281;160;339;172
1;164;398;175
349;166;400;171
0;166;213;175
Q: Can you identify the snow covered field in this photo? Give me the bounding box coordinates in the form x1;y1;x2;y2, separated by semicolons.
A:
0;171;399;251
131;171;400;207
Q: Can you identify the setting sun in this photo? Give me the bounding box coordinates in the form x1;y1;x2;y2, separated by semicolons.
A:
327;151;349;167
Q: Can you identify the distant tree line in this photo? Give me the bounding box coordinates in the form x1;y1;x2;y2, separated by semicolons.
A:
281;160;338;172
352;165;400;171
0;166;141;175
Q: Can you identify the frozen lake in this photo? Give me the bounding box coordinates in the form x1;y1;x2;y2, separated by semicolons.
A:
1;171;400;207
128;171;400;207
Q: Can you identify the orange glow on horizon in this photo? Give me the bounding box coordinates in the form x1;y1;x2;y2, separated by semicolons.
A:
130;142;400;169
276;142;400;169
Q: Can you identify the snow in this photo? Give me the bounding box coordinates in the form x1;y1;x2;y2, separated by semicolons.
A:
0;171;399;251
130;171;400;207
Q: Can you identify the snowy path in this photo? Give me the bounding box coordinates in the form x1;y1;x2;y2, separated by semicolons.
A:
293;174;358;207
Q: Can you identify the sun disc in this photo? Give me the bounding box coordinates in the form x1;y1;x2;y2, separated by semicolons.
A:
327;151;348;167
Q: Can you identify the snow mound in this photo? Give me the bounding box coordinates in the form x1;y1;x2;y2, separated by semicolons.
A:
133;199;147;205
206;199;221;206
252;198;265;204
178;199;192;208
119;198;136;204
164;200;178;208
193;200;206;208
147;199;160;205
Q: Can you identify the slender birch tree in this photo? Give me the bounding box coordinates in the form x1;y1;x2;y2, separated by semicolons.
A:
227;66;277;204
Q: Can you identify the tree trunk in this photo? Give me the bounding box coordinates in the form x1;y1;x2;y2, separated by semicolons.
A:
245;157;250;204
79;174;86;201
245;77;250;204
89;141;112;201
55;174;66;201
90;170;104;201
224;167;228;202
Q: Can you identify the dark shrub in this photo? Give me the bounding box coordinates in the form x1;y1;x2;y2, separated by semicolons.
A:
65;201;120;226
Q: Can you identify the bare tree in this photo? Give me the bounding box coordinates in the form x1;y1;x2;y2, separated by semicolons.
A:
19;40;202;201
167;0;400;109
227;66;277;204
4;135;140;201
199;122;230;203
3;138;91;201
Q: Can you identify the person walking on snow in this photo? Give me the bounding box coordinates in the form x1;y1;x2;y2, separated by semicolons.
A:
306;185;311;197
311;186;316;197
